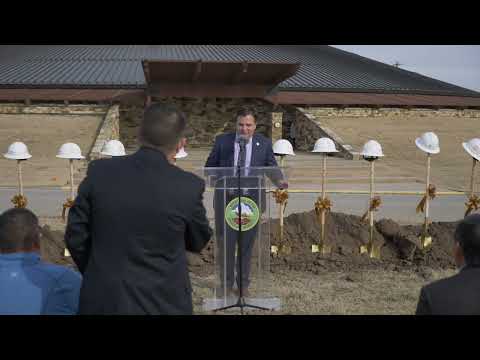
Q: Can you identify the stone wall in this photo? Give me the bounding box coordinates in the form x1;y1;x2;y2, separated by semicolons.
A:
5;102;477;161
88;105;120;160
119;105;144;151
271;112;283;144
281;109;296;137
122;100;480;155
293;108;354;159
119;98;292;149
293;106;480;159
304;107;480;118
0;103;108;115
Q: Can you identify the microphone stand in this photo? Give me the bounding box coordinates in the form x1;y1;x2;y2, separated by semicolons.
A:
214;138;269;314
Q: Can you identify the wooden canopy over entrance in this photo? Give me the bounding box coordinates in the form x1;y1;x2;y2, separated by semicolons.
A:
142;60;300;99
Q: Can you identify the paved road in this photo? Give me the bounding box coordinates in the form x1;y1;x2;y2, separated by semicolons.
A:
0;187;469;224
0;187;72;218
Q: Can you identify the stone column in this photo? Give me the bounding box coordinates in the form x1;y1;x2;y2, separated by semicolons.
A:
271;112;283;143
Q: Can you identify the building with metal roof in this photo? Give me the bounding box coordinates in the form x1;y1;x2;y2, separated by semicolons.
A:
1;45;479;107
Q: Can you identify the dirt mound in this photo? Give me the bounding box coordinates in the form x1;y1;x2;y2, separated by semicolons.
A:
268;210;458;272
38;223;213;273
37;211;459;274
39;225;76;268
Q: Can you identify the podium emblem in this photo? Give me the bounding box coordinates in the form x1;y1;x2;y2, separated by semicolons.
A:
225;196;260;231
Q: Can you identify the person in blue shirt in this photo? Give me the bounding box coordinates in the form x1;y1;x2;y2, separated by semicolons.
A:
0;208;82;315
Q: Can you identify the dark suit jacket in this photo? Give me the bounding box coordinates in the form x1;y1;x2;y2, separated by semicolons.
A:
205;133;282;212
205;133;278;169
416;266;480;315
65;147;212;315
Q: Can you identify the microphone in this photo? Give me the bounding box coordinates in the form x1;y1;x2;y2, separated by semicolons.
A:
237;135;248;149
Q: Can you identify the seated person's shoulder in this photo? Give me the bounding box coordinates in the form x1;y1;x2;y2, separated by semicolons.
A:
38;263;81;315
39;262;82;285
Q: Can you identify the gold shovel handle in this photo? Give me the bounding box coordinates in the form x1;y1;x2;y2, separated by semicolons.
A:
465;194;480;217
62;198;75;221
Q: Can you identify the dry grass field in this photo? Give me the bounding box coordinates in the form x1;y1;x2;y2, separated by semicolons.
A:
0;113;102;187
316;114;480;191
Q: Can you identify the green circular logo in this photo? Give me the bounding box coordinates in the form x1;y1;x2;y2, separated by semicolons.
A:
225;197;260;232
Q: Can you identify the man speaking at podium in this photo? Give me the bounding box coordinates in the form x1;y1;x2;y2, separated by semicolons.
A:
205;108;287;298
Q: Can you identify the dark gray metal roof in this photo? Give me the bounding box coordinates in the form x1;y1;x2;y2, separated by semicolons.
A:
0;45;478;97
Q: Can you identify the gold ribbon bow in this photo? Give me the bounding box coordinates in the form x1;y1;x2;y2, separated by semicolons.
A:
273;189;289;207
416;184;437;214
11;194;28;208
62;198;75;221
465;195;480;217
361;196;382;222
315;197;332;216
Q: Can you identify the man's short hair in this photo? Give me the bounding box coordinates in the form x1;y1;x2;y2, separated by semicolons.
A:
139;104;187;152
0;208;39;252
235;107;257;123
455;213;480;266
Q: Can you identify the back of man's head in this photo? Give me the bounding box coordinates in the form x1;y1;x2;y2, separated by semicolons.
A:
139;103;187;153
0;208;39;253
455;213;480;267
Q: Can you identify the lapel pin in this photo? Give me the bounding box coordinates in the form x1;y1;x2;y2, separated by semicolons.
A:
256;142;260;146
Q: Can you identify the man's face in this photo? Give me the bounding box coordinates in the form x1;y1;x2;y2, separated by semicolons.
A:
236;115;256;140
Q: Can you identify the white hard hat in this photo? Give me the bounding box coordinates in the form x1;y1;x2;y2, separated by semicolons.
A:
462;138;480;161
101;140;126;157
56;143;85;159
3;142;32;160
361;140;384;157
312;138;338;153
175;147;188;159
415;132;440;154
273;139;295;156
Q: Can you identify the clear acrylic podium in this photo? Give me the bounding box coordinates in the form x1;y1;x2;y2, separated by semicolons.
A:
195;166;288;312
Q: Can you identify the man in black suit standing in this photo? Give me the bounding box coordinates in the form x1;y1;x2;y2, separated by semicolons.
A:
65;104;212;315
416;213;480;315
205;108;286;299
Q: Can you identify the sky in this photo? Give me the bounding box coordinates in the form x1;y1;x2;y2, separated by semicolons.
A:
332;45;480;93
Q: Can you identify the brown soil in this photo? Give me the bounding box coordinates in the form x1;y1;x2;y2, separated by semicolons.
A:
266;210;458;272
37;215;458;314
192;211;459;274
39;224;76;269
38;211;458;275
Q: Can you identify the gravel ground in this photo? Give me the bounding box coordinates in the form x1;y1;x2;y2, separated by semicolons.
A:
190;267;455;315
